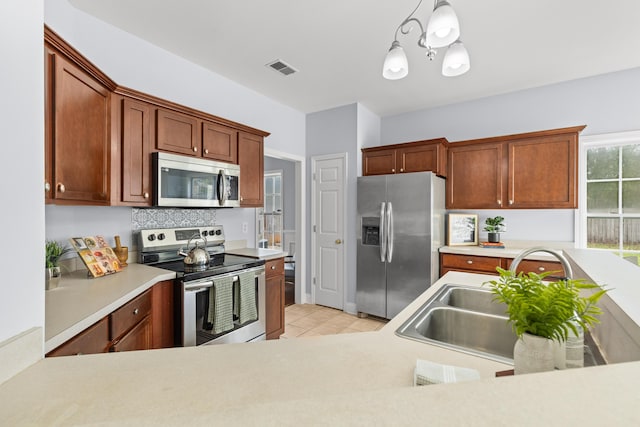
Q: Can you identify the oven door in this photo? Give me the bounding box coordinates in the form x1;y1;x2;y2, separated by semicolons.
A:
153;152;240;208
180;266;265;346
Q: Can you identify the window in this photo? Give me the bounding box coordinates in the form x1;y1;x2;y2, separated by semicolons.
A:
579;131;640;264
261;171;283;248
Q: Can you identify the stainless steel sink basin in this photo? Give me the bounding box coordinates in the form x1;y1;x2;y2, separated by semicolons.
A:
396;284;517;364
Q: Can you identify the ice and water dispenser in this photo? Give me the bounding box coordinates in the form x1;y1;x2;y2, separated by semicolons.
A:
361;217;380;246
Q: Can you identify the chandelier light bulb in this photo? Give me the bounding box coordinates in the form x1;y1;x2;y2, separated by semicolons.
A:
442;40;470;77
383;41;409;80
425;0;460;48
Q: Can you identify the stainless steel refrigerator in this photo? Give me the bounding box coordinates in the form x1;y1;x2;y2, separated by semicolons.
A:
356;172;445;319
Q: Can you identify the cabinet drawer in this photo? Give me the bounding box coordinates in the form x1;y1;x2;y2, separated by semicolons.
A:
265;257;284;278
47;317;110;357
111;315;152;352
110;289;152;339
506;259;565;277
441;254;501;274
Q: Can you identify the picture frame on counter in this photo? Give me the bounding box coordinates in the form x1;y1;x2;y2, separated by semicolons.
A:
447;214;478;246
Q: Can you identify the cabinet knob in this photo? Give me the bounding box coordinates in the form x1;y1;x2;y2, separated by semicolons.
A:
133;308;139;315
204;149;209;154
45;182;51;192
193;147;198;152
400;168;404;172
391;168;395;173
509;200;514;205
497;199;502;206
57;183;65;193
240;196;243;201
538;267;545;272
467;260;473;264
271;265;276;270
143;192;149;199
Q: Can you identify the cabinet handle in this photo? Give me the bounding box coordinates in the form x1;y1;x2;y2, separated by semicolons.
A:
193;147;198;152
133;308;139;315
57;183;65;193
45;182;51;192
391;168;395;173
467;260;473;264
143;192;149;199
497;199;501;206
204;149;209;154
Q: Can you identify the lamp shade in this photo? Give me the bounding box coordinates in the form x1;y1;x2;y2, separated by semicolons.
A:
425;0;460;48
382;41;409;80
442;40;470;76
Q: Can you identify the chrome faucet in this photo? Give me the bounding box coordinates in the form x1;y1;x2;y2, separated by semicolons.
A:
509;246;573;280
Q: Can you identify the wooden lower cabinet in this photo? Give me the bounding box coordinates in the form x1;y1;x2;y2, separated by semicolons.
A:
440;253;565;279
47;282;174;357
265;258;285;340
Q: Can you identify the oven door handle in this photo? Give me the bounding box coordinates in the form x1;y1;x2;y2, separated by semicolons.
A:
184;280;213;291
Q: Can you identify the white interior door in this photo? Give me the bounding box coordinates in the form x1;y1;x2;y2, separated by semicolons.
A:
312;154;346;310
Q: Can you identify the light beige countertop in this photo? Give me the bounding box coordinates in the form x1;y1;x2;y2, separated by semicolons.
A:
45;264;175;353
226;247;287;260
3;270;639;425
440;240;574;261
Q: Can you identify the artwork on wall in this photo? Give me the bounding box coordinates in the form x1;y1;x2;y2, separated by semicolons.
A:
447;213;478;246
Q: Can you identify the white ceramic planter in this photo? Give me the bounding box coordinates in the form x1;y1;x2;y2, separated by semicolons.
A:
514;332;556;374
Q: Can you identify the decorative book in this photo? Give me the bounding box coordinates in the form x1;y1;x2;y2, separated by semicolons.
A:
480;241;505;249
69;235;123;278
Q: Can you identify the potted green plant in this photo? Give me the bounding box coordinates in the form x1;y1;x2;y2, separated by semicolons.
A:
45;240;71;290
483;216;505;243
485;268;607;374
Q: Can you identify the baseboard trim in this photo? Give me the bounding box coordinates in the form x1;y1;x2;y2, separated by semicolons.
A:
344;302;357;315
0;327;43;385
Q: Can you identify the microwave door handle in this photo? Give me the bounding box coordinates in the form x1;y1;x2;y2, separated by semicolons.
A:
219;169;228;206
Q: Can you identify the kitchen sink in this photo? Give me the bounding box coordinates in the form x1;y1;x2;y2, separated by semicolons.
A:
396;284;517;364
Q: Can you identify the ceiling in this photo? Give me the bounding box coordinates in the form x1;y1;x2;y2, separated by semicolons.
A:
69;0;640;117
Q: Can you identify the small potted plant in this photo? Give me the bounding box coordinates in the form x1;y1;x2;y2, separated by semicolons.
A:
485;268;607;374
483;215;505;243
46;240;71;290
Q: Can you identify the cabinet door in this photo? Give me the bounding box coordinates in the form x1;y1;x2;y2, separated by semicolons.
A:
46;317;110;357
363;148;397;175
508;134;578;208
151;280;175;349
238;132;264;207
156;108;200;156
265;274;285;340
397;144;443;175
121;98;152;205
111;315;153;352
447;143;504;209
44;47;55;202
53;53;111;204
202;121;238;163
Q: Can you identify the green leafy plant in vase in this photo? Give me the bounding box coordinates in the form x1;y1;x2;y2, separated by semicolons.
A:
485;267;607;374
483;215;505;243
45;240;71;290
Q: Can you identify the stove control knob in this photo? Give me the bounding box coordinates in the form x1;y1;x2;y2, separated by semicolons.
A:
201;230;208;237
157;233;165;241
147;234;156;241
216;229;222;236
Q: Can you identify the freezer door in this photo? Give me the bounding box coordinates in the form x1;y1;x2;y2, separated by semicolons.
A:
356;175;387;318
385;172;435;318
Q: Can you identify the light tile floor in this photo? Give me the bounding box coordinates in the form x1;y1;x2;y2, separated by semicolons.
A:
280;304;387;339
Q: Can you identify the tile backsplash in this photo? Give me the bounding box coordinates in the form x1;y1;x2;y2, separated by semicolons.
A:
132;208;218;230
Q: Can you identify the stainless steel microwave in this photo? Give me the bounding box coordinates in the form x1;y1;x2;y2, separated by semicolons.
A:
152;152;240;207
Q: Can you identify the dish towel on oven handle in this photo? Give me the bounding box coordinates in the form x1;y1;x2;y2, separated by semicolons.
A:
208;275;234;334
235;271;257;324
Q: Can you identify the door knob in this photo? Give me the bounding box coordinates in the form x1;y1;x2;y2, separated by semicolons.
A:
335;239;342;244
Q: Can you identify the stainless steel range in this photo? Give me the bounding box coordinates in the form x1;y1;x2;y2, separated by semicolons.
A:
139;226;266;346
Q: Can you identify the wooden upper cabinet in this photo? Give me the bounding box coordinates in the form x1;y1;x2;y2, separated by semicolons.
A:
238;131;264;207
202;121;238;163
44;47;54;202
121;97;152;205
51;52;111;204
362;138;447;177
446;126;584;209
508;133;578;208
447;142;504;209
156;108;200;156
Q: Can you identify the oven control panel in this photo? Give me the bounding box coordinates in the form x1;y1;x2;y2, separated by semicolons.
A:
139;226;225;251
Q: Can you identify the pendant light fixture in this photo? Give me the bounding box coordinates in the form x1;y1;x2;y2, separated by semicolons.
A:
382;0;470;80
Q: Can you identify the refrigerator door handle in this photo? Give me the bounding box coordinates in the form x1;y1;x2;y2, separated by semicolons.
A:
379;202;387;262
386;202;394;263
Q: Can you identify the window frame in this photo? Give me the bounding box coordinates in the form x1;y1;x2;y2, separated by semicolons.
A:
578;130;640;254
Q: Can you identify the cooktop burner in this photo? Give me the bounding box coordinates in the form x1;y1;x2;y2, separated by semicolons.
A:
151;253;264;281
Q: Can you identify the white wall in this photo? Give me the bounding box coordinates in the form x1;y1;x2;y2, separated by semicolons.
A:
380;67;640;243
43;0;306;253
0;0;45;344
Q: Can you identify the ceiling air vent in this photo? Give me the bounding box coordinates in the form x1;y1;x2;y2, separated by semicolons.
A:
266;59;298;76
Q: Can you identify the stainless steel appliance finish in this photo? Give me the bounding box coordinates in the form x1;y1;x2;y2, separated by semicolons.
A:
152;152;240;208
139;226;266;346
356;172;445;319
